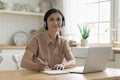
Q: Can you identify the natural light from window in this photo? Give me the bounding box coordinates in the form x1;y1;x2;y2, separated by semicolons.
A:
63;0;111;44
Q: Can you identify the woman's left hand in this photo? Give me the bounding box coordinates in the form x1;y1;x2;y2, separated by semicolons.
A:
52;64;64;70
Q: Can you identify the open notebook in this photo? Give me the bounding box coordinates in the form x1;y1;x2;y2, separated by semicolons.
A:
41;46;111;74
41;70;69;74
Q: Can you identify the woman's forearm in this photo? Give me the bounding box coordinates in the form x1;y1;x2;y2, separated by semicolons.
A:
21;59;38;71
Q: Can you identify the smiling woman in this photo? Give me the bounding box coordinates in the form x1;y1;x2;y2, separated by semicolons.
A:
21;8;76;72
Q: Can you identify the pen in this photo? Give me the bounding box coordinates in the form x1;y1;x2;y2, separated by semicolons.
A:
37;57;50;70
37;57;44;63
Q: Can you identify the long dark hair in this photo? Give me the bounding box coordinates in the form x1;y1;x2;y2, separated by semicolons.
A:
43;8;65;30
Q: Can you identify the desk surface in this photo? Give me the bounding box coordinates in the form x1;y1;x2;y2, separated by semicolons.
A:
0;68;120;80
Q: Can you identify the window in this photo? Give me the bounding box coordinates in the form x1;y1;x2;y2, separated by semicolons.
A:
63;0;113;44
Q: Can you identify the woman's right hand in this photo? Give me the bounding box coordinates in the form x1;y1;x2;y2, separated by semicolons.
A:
35;61;49;71
36;57;49;71
39;62;49;71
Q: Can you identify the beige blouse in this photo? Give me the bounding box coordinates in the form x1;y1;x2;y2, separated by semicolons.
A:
27;31;72;68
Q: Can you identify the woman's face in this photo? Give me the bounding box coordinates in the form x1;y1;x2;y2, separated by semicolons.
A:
47;12;62;32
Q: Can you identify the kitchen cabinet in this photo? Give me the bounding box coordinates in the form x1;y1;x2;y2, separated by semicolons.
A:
0;53;17;70
0;48;25;70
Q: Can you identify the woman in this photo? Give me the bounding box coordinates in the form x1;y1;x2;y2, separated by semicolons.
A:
21;8;76;71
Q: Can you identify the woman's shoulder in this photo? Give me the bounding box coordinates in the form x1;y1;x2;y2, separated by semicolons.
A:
32;31;47;39
59;36;68;42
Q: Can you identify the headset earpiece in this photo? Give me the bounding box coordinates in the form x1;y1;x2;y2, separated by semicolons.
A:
44;21;46;27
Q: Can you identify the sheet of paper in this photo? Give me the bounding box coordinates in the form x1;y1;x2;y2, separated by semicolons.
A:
41;70;69;75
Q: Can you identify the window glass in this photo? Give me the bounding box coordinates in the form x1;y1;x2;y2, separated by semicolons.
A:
86;4;99;22
86;0;99;3
99;23;110;43
100;1;110;21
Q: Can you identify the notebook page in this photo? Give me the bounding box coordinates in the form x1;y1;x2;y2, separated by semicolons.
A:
41;70;69;75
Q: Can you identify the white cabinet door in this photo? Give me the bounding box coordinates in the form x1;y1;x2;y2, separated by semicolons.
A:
0;53;17;71
0;49;25;71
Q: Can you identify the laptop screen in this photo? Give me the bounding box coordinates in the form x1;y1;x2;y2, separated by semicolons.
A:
83;47;112;73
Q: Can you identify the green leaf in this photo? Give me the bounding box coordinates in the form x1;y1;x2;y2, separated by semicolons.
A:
78;24;90;39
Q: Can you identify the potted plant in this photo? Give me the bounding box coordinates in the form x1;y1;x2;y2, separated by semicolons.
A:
78;24;90;46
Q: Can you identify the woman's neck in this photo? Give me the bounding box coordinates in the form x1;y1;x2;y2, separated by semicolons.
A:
48;31;58;41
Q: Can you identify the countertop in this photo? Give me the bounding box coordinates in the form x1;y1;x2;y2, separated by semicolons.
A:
0;45;26;49
0;45;120;54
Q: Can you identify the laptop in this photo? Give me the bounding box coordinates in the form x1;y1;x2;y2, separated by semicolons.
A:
70;46;112;74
